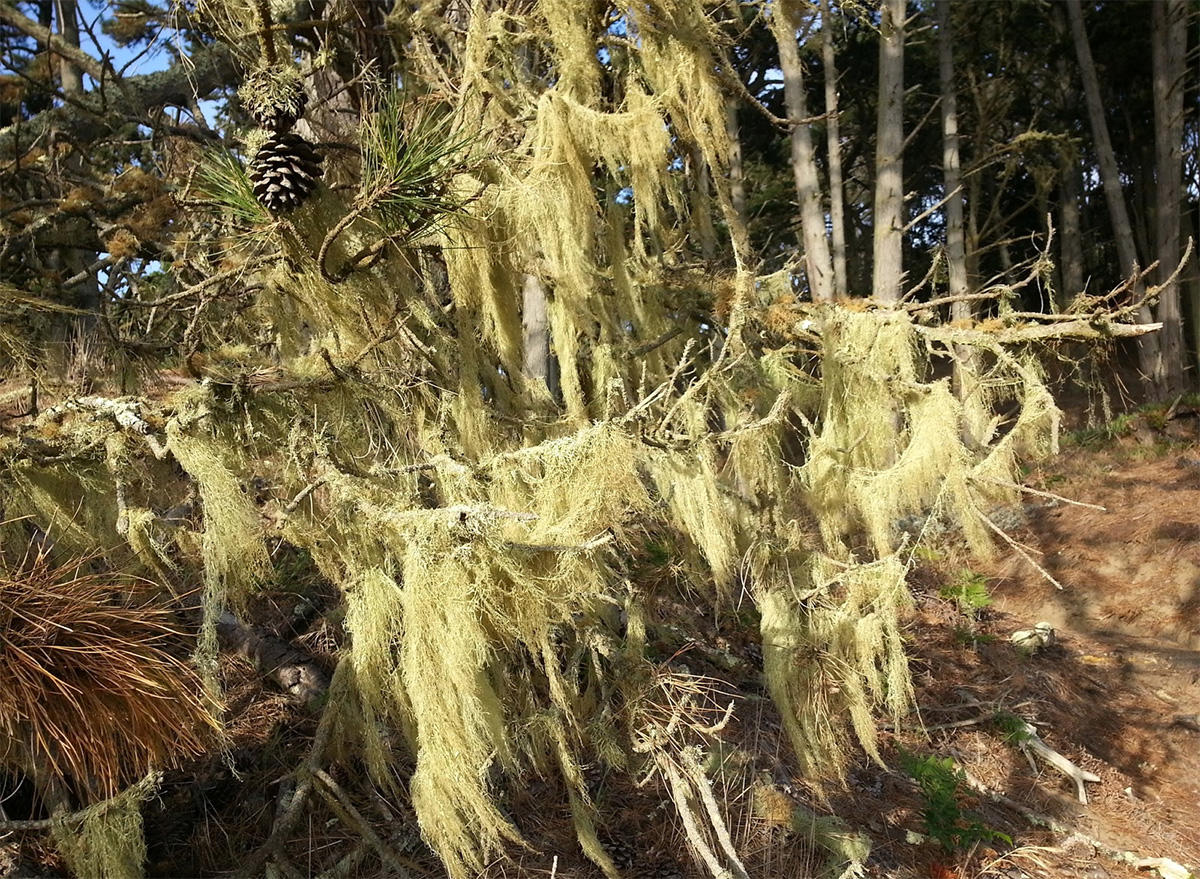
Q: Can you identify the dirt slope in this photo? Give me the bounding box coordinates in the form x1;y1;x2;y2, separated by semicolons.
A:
979;437;1200;874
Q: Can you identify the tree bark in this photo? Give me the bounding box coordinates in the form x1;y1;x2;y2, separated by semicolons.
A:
1152;0;1187;393
216;612;328;707
937;0;967;314
53;0;83;95
51;0;100;337
0;1;105;84
690;143;718;260
1065;0;1158;389
871;0;905;304
1049;8;1085;309
0;43;236;157
1058;154;1086;306
819;0;847;298
937;0;977;413
724;97;748;227
771;0;834;302
522;273;559;400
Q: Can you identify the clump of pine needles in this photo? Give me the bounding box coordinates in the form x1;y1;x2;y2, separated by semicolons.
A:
194;146;273;227
0;548;222;802
359;90;479;241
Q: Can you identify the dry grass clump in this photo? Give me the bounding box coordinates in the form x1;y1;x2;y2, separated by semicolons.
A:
0;548;222;803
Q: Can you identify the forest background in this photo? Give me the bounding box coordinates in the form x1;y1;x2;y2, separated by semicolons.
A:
0;0;1197;877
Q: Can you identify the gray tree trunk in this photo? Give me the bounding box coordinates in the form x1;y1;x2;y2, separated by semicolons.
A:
53;0;82;95
819;0;847;298
1066;0;1159;389
1058;155;1086;307
937;0;968;314
690;144;717;260
725;98;748;227
1050;9;1085;309
871;0;905;304
939;0;983;423
52;0;99;368
522;273;558;400
1152;0;1187;393
772;0;834;302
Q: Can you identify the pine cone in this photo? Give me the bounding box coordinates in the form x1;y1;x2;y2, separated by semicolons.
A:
249;132;323;213
252;90;307;132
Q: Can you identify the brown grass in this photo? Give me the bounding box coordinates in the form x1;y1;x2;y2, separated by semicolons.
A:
0;548;222;803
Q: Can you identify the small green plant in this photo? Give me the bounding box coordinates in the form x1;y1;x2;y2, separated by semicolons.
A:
1108;412;1138;436
913;544;945;563
991;710;1034;746
1067;409;1140;447
194;146;273;227
359;91;478;241
951;626;996;648
940;569;992;618
900;751;1012;852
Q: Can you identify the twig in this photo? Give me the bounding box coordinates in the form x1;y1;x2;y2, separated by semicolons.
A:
116;256;276;309
1012;719;1101;804
973;476;1106;511
682;749;750;879
903;290;1006;313
41;395;170;458
630;325;686;358
506;532;614;553
912;317;1162;347
974;507;1065;590
903;184;961;234
317;200;382;284
282;479;326;515
317;842;370;879
0;773;159;832
235;661;346;879
313;769;414;878
661;757;743;879
958;767;1193;878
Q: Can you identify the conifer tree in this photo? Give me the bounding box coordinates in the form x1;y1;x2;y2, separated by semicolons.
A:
0;2;1190;876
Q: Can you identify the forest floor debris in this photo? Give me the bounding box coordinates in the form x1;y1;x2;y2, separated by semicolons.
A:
3;412;1199;879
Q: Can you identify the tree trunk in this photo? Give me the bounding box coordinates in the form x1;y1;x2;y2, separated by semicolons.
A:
690;144;717;260
1065;0;1158;390
53;0;82;95
938;0;978;416
522;273;559;401
819;0;847;298
871;0;905;304
771;0;834;302
1058;154;1086;307
51;0;99;355
937;0;967;314
1050;9;1085;309
1152;0;1187;393
724;97;748;227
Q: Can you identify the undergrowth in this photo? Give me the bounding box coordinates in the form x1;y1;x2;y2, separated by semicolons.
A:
900;751;1012;853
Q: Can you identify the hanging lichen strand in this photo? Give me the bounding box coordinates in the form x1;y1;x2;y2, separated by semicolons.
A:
0;2;1082;878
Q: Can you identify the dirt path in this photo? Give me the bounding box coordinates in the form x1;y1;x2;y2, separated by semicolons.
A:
971;440;1200;877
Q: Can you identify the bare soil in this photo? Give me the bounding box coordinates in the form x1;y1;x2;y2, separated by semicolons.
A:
861;423;1200;879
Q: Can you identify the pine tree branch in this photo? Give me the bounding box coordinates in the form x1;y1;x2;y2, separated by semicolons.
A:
0;42;238;160
0;2;110;84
